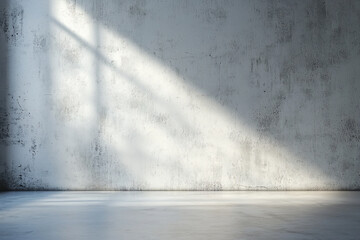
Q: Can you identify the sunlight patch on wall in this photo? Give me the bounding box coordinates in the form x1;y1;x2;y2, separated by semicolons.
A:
44;0;332;190
48;0;99;188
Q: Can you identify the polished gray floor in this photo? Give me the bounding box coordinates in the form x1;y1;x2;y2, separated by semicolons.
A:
0;191;360;240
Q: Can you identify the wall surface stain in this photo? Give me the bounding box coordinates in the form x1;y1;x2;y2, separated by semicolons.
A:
1;0;360;190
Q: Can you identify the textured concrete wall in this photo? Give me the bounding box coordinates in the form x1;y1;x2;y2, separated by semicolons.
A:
0;0;359;190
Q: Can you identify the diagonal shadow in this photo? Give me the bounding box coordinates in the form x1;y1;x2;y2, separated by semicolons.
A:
49;17;197;190
64;0;360;189
2;0;359;190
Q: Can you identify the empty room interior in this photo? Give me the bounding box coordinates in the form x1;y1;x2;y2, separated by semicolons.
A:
1;0;360;239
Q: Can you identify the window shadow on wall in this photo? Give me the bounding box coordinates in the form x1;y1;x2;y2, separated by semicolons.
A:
61;0;360;190
2;0;360;190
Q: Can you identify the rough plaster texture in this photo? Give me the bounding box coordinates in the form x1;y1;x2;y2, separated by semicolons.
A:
0;0;359;190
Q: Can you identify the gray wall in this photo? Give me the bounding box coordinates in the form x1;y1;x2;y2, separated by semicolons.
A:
0;0;359;190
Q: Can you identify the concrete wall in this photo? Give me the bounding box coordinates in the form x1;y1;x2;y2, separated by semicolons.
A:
0;0;359;190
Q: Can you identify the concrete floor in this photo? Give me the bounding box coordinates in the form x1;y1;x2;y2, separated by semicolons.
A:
0;192;360;240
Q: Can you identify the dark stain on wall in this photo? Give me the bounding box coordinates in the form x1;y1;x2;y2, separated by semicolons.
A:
204;6;227;24
7;95;28;147
30;139;37;159
267;1;294;44
129;0;147;17
0;3;23;46
341;118;360;143
255;91;286;135
0;109;10;145
3;0;360;190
